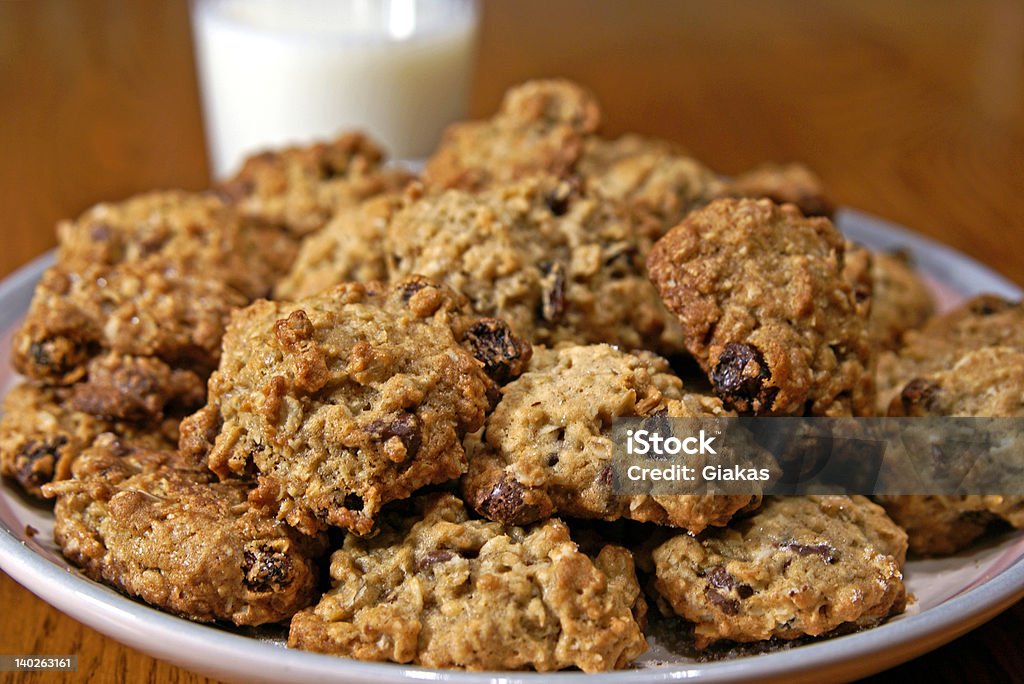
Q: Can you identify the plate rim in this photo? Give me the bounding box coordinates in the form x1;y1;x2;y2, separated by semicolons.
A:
1;209;1023;683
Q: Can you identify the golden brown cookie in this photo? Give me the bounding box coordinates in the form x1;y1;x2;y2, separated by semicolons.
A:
43;434;326;626
423;79;601;191
216;132;414;236
180;278;527;535
652;496;907;648
386;175;684;353
462;344;759;532
0;382;178;499
647;198;873;416
288;493;648;671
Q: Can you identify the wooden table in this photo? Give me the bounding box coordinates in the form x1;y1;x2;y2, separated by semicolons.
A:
1;1;1023;681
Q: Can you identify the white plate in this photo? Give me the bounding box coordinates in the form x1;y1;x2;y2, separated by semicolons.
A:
1;208;1023;683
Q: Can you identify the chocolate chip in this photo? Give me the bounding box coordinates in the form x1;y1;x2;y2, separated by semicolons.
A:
415;550;455;571
737;584;754;599
242;544;293;592
779;540;838;564
366;412;422;459
711;343;778;414
539;261;567;323
463;319;531;384
704;584;740;615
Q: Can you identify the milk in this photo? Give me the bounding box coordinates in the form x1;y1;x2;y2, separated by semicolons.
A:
191;0;478;178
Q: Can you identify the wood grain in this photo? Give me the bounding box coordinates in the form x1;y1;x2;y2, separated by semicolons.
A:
1;1;1022;682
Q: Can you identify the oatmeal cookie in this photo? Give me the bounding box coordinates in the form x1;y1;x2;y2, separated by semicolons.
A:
287;493;647;671
873;495;997;557
217;132;414;236
860;250;934;350
576;134;727;233
43;434;325;625
652;495;907;648
423;79;601;191
54;190;296;301
725;162;835;218
879;346;1024;555
875;295;1024;413
647;198;873;416
274;192;407;300
12;190;299;387
463;345;759;532
180;278;527;535
0;383;177;498
386;176;684;352
13;261;247;384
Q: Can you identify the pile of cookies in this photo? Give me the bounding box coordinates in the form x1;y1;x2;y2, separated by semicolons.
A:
2;80;1021;671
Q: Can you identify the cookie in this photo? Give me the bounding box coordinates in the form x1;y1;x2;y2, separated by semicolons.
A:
875;295;1024;412
274;192;407;300
43;434;326;625
576;134;726;232
879;346;1024;555
423;79;601;191
287;493;647;671
725;162;835;218
217;132;414;236
54;190;296;301
647;198;873;416
386;175;684;353
180;278;527;535
463;344;759;532
0;383;178;498
12;190;297;387
859;250;934;351
652;495;907;648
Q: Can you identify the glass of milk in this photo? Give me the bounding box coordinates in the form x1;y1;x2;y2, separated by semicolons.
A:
191;0;479;179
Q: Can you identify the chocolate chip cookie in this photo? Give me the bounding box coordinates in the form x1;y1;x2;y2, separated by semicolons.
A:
647;198;873;416
180;278;526;535
652;495;907;648
43;434;326;625
287;493;648;671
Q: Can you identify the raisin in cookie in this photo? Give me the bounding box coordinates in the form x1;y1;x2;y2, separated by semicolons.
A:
647;198;873;416
43;434;325;625
217;132;414;236
288;493;647;671
180;278;527;535
423;79;601;191
463;344;760;532
652;495;907;648
0;383;178;498
386;176;684;352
